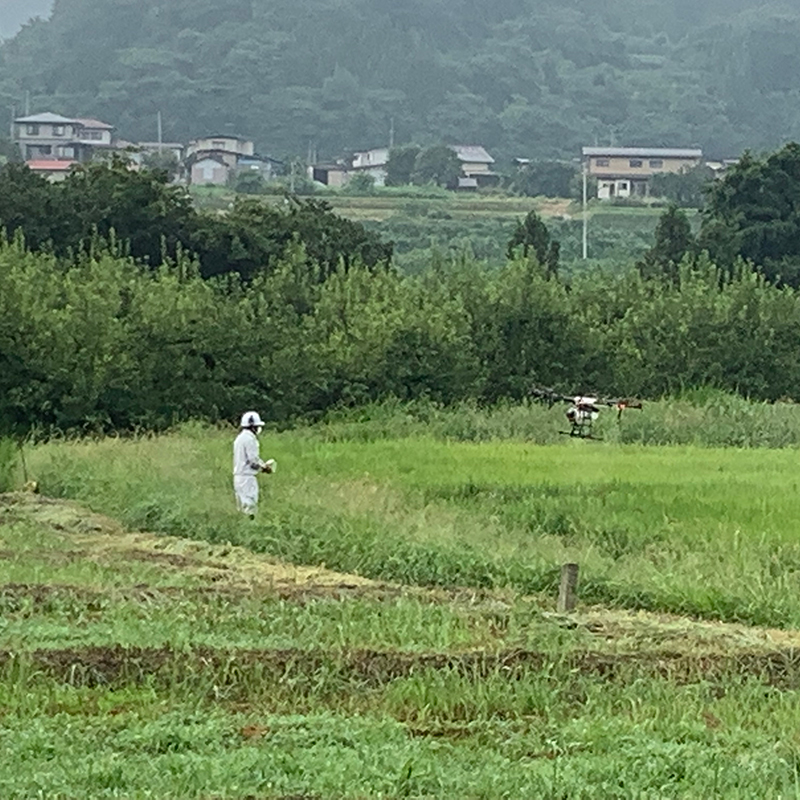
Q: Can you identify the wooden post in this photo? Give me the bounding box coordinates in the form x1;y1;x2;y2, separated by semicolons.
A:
557;563;579;612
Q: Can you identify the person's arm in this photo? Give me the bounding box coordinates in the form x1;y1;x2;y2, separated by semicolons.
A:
244;436;267;471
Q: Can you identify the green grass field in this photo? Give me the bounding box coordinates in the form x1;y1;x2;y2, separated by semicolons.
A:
189;185;666;268
5;408;800;797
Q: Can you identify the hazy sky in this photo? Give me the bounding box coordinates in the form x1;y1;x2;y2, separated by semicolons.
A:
0;0;52;39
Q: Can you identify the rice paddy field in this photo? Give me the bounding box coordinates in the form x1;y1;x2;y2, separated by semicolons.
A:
5;400;800;798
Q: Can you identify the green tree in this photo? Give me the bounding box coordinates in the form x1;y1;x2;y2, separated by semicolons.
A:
386;145;421;186
637;205;695;283
509;160;577;198
506;209;560;276
344;172;375;194
699;143;800;287
141;150;181;181
650;164;714;208
0;164;66;250
234;170;267;194
412;146;462;189
60;157;196;266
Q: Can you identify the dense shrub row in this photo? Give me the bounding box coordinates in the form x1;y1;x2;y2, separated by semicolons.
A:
2;229;800;433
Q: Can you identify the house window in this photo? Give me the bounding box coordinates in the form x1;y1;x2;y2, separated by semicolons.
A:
52;125;65;136
85;130;103;140
649;159;663;168
629;159;643;168
595;158;609;167
618;182;628;190
26;124;40;136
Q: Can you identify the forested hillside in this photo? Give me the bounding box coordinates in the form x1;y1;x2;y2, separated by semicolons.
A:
2;0;800;163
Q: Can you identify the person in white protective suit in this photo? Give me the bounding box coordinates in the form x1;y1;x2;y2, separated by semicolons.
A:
232;411;276;517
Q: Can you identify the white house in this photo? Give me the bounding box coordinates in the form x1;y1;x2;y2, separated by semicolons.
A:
350;147;390;185
191;156;231;185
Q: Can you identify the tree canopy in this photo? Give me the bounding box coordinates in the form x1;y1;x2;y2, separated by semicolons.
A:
0;160;393;281
699;143;800;287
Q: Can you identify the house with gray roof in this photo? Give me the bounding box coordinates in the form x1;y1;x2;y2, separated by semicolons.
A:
582;146;703;199
451;144;498;189
14;112;117;164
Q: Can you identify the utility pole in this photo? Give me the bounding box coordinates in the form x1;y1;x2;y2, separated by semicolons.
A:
9;104;15;139
582;158;588;260
389;117;395;149
157;111;163;152
24;90;30;116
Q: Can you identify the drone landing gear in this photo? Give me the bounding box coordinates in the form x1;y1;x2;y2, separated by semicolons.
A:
559;426;601;440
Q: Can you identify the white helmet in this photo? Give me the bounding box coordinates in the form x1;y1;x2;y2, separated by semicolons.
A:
240;410;265;429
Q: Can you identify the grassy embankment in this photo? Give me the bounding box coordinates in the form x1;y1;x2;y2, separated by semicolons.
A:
190;185;671;269
3;400;800;796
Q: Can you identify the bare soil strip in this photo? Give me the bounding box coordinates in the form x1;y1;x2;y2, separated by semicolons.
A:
3;644;800;689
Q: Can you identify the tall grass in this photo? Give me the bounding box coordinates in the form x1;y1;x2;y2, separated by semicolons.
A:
297;392;800;448
0;437;18;492
25;406;800;627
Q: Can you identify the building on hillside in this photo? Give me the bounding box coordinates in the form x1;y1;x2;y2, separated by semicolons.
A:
191;156;231;186
345;144;498;189
74;118;115;148
185;134;281;185
135;142;186;163
350;147;390;186
451;145;499;189
26;159;77;182
14;112;117;162
705;158;739;178
582;146;703;199
308;162;349;188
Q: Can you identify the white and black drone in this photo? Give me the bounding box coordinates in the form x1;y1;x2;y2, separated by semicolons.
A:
530;386;643;439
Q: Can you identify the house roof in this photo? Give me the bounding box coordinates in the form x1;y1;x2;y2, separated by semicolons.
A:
193;134;251;143
451;145;494;164
582;147;703;158
26;159;77;171
239;154;283;165
137;142;185;151
16;112;77;125
75;118;114;130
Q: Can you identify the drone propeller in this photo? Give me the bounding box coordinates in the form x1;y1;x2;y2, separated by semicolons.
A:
528;386;574;407
530;386;643;415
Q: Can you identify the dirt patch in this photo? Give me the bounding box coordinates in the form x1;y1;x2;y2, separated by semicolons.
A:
0;583;105;613
4;644;800;690
0;492;383;596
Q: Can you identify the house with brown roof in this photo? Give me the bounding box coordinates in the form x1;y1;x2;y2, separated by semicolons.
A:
26;159;77;182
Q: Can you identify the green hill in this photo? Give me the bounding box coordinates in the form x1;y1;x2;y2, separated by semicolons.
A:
2;0;800;163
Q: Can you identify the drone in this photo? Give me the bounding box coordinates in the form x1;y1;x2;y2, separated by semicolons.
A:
529;386;643;439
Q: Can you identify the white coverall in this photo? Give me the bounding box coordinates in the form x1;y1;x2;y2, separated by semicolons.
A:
232;428;267;514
